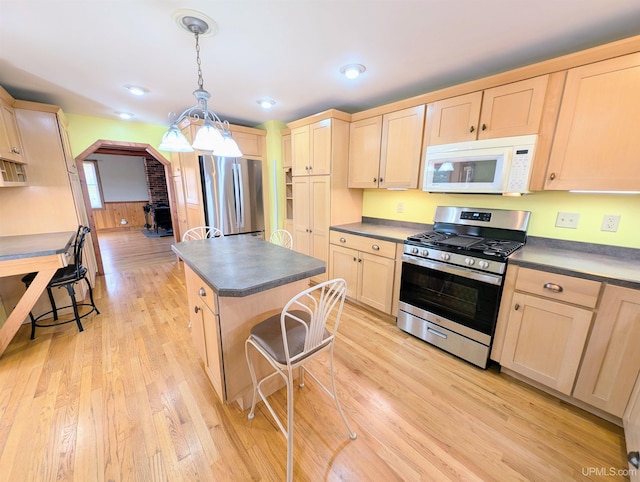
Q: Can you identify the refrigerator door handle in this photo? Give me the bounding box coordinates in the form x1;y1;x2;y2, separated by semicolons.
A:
232;164;242;228
236;162;245;228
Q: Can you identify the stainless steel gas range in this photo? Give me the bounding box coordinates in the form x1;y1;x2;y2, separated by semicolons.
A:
397;206;530;368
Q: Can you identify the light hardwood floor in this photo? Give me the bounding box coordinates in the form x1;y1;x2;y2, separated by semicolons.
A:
0;230;629;481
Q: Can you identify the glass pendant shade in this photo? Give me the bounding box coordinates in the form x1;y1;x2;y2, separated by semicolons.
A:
191;119;225;151
159;123;194;152
218;131;243;158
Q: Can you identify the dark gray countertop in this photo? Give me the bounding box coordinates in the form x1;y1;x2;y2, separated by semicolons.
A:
330;220;429;243
0;231;75;261
331;219;640;289
171;236;326;297
509;243;640;289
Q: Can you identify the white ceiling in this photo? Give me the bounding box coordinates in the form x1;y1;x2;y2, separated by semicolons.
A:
1;1;640;129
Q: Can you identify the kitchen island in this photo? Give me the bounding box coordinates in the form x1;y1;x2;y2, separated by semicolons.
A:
172;235;325;408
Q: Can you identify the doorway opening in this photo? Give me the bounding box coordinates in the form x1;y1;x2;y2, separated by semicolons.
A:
74;140;179;276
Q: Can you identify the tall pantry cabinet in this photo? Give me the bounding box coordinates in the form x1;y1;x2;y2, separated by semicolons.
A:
288;110;362;282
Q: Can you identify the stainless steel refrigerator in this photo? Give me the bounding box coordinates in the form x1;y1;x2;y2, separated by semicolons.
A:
199;155;265;237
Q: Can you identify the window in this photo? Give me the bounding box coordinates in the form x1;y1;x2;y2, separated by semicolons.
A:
83;160;104;209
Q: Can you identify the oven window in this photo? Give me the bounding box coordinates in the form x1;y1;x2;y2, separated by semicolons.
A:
399;261;502;336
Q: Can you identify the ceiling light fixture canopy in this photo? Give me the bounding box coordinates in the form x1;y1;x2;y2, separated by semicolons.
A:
159;14;242;157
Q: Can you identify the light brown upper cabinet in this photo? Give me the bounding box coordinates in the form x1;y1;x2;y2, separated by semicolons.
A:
0;96;25;164
291;119;332;176
426;75;549;145
544;52;640;191
348;105;425;189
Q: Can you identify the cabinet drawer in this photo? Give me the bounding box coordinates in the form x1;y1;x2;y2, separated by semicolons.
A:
330;231;396;258
196;282;218;314
515;267;601;308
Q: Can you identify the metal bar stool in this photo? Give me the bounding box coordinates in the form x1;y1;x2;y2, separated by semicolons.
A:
21;225;99;339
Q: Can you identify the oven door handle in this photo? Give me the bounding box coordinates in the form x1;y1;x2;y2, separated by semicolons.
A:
402;254;503;286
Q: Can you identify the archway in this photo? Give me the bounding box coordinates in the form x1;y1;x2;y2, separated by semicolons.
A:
74;140;178;276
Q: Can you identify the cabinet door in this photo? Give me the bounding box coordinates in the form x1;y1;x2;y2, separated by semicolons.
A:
180;151;205;229
545;52;640;191
291;125;310;176
292;176;311;255
358;252;395;314
348;116;382;188
310;119;332;175
202;301;224;401
573;285;640;416
329;244;359;299
172;175;189;241
0;99;25;163
501;293;593;395
478;75;549;139
281;133;292;168
309;175;330;281
624;380;640;481
184;266;207;363
379;105;425;189
427;91;482;145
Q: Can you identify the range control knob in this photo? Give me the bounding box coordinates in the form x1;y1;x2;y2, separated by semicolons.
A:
441;253;451;261
411;247;418;254
478;261;490;269
420;249;429;257
464;258;475;266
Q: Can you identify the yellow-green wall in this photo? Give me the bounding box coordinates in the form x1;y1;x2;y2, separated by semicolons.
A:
363;189;640;248
65;114;169;159
62;114;639;249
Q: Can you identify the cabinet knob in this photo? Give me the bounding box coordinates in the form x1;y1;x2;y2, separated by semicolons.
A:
358;258;362;263
549;172;556;180
469;125;475;133
514;303;520;311
372;244;380;251
305;166;309;170
379;178;383;182
353;256;357;261
10;147;21;154
340;237;346;243
373;178;377;183
481;123;487;131
199;287;206;296
543;283;563;293
194;306;200;314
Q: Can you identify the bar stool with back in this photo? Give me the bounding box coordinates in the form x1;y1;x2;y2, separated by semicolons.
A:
244;278;356;481
21;225;99;339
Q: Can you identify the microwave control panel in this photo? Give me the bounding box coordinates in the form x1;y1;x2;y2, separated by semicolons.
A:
506;147;534;192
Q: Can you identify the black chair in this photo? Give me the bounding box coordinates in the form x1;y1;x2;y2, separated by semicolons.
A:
21;225;99;339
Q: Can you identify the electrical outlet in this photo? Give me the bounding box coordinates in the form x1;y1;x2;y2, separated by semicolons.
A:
397;202;404;213
601;214;620;232
555;212;580;229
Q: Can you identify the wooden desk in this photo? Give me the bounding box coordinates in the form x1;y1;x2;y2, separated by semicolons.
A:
0;231;75;356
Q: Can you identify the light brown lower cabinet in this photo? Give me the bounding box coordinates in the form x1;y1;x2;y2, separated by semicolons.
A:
573;284;640;417
329;231;396;314
624;379;640;480
500;291;594;395
498;266;640;423
185;264;224;401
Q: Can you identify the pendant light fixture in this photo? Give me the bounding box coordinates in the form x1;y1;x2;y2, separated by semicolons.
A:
159;14;242;157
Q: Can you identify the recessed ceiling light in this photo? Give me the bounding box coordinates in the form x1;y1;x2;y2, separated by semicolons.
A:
257;99;276;109
116;112;135;120
340;63;366;79
125;85;149;96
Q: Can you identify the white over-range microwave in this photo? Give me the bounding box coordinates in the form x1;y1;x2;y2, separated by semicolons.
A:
422;134;537;194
